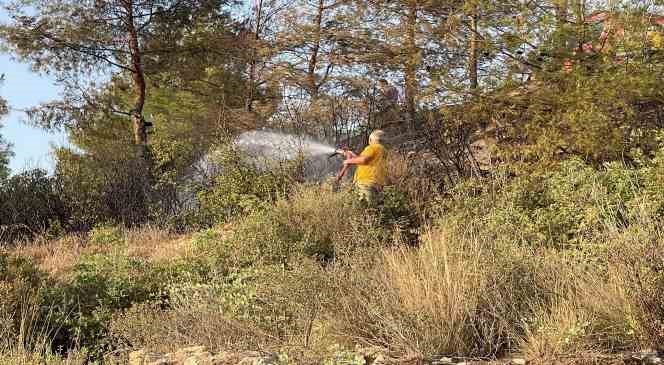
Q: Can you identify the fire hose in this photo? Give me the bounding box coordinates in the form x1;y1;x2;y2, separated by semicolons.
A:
329;148;355;183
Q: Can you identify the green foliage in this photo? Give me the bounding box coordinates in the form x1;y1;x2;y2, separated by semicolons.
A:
0;169;68;242
54;147;153;230
378;186;420;243
166;268;258;320
44;253;165;356
88;225;124;247
0;131;11;181
441;158;653;248
0;254;46;287
202;186;389;267
196;147;304;226
0;253;50;351
492;50;664;166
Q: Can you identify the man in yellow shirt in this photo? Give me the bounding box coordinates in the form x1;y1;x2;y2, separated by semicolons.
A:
340;130;388;205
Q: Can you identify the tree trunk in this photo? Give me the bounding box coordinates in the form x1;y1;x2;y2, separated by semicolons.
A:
468;12;479;90
306;0;325;99
404;2;418;126
246;0;263;112
555;0;569;26
124;0;148;148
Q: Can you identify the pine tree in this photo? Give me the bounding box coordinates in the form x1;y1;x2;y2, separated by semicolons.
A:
0;89;10;180
0;0;227;151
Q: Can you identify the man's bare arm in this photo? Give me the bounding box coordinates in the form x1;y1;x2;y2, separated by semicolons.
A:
344;155;370;165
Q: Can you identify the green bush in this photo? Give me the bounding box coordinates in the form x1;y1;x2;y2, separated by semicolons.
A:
88;225;124;247
201;186;390;267
54;148;154;231
0;253;50;352
195;146;304;226
42;253;164;357
110;256;336;355
109;267;270;354
0;169;68;242
440;158;650;248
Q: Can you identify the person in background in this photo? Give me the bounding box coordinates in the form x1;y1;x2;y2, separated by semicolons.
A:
375;79;399;128
339;130;388;205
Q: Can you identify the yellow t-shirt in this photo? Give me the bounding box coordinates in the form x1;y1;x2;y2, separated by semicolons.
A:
354;143;387;187
648;31;663;50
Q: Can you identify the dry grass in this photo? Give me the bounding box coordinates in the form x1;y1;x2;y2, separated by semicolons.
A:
123;225;194;262
0;279;83;365
521;277;637;361
330;227;539;358
378;230;487;353
10;226;194;277
0;351;87;365
329;218;663;361
4;184;664;364
11;235;87;277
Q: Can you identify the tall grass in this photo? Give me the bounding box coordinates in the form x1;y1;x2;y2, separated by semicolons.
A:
5;162;664;363
330;163;664;361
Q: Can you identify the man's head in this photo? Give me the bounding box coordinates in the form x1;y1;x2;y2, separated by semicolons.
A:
369;130;385;145
378;79;388;87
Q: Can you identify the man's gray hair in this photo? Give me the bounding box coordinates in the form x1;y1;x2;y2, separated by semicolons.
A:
369;130;385;144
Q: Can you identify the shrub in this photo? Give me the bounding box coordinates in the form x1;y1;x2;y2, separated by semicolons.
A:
329;222;649;359
605;224;664;349
0;253;50;352
0;169;68;243
440;158;647;249
54;148;153;231
43;252;183;358
88;225;124;247
110;266;270;354
328;159;664;359
330;228;543;357
201;185;390;267
195;146;304;226
110;258;333;356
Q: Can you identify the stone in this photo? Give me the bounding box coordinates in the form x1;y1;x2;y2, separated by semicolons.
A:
211;351;243;365
358;346;391;365
129;350;170;365
238;354;279;365
511;359;527;365
431;357;453;365
183;352;214;365
148;360;173;365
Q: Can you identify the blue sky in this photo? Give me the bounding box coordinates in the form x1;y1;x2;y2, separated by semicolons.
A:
0;54;69;174
0;6;69;175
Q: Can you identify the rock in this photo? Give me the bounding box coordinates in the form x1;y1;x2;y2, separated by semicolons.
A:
129;350;170;365
358;346;391;365
209;351;236;365
149;360;173;365
183;352;213;365
431;357;454;364
176;346;208;357
238;353;279;365
511;359;526;365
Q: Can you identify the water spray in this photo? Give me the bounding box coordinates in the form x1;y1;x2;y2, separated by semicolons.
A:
328;148;349;159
